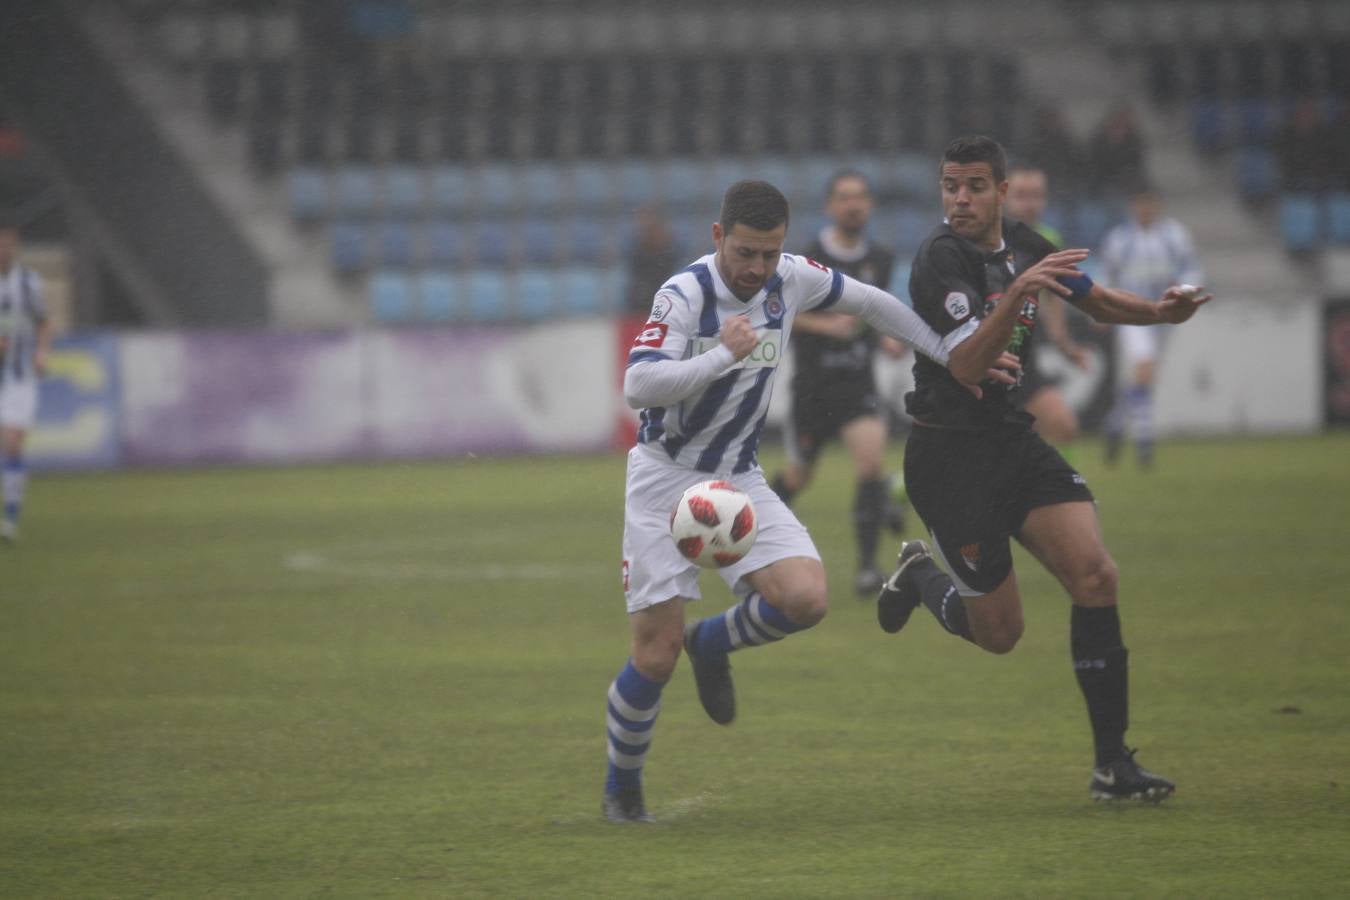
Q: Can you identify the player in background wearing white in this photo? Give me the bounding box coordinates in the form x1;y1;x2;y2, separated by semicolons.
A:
0;224;50;544
1098;183;1204;468
1004;166;1090;460
602;180;1040;823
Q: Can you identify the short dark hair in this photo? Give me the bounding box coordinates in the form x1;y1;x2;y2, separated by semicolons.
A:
720;180;790;232
941;135;1008;184
826;168;871;199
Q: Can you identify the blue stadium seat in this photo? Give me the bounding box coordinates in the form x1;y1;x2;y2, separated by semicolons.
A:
1191;99;1228;153
477;163;518;214
1237;98;1277;146
1326;193;1350;244
521;162;564;211
754;157;798;202
330;221;370;275
516;268;556;319
710;158;748;203
1071;199;1116;248
618;159;658;210
800;156;840;198
893;205;932;252
893;153;935;201
664;159;705;209
1278;193;1322;251
384;165;423;216
1236;146;1278;200
572;160;615;209
334;165;379;217
521;217;559;264
671;212;711;257
430;165;470;214
287;166;328;222
370;270;413;321
563;215;612;265
417;271;458;320
425;220;463;266
560;266;619;316
376;220;417;268
466;271;511;321
472;219;515;267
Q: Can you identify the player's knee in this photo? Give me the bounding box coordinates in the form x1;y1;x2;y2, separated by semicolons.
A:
630;631;683;682
1070;555;1118;605
764;579;828;628
977;620;1023;655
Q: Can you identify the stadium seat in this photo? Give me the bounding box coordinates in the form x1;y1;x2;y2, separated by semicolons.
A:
521;162;564;211
330;221;370;275
893;153;935;201
417;271;458;320
430;165;471;214
520;217;559;264
1236;146;1278;200
477;163;519;214
1278;193;1322;251
561;266;622;316
1190;99;1228;153
426;220;464;266
887;259;914;305
1326;193;1350;244
664;159;705;209
370;270;414;321
754;157;798;202
563;215;612;265
376;220;417;268
384;165;423;217
1071;200;1116;248
286;167;328;222
466;271;511;321
1237;98;1277;146
516;268;556;319
472;219;515;267
893;205;932;252
572;160;615;210
334;165;379;217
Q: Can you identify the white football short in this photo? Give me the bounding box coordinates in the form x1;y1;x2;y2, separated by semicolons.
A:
0;379;37;429
1117;323;1160;367
621;443;820;613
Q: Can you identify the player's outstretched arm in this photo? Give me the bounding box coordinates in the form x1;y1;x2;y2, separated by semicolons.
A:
1076;283;1212;325
623;315;756;409
946;248;1089;383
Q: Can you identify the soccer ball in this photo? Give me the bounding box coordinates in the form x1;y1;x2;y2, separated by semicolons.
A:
670;480;758;569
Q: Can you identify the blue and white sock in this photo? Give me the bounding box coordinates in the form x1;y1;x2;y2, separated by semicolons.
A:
2;456;25;524
687;592;806;657
605;660;664;794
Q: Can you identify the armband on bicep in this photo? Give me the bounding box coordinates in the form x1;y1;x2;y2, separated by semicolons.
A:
1058;272;1094;302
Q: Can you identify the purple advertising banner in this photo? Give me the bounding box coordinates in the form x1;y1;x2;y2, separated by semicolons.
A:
117;323;618;466
120;330;368;465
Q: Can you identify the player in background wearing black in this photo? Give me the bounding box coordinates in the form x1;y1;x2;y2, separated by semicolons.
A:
877;136;1211;802
769;170;908;596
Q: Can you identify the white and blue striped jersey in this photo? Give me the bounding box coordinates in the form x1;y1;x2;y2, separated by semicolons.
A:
0;265;47;386
1099;216;1204;301
626;252;943;475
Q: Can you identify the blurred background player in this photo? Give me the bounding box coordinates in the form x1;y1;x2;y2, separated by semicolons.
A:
1098;183;1205;468
768;170;908;596
1003;166;1090;456
0;223;50;543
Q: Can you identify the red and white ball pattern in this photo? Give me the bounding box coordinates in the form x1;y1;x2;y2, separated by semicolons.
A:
669;480;758;568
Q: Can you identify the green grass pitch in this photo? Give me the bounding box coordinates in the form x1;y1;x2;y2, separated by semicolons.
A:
3;434;1348;898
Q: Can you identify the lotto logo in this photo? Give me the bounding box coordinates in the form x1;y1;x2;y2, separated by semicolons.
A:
805;257;830;273
633;323;669;347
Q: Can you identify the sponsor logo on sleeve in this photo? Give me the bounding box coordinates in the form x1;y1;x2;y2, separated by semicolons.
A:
944;291;971;321
633;323;669;347
805;257;831;273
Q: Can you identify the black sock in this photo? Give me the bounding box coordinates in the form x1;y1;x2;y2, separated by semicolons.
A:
854;477;888;570
911;558;975;643
1071;605;1129;768
770;473;796;506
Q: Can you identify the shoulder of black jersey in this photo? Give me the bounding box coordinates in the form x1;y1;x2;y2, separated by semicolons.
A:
1006;220;1057;261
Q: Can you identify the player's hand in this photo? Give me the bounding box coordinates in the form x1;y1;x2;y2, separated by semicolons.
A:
720;315;759;361
959;352;1022;399
1010;248;1091;299
1158;284;1212;324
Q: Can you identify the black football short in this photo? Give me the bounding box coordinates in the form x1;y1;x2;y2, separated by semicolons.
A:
786;372;880;468
902;422;1094;596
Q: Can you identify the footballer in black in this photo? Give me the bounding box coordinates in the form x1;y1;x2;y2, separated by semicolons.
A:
769;170;907;597
877;135;1211;802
